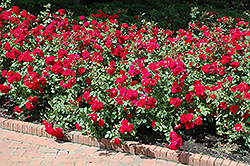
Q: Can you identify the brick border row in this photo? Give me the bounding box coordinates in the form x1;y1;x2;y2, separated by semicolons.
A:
0;117;248;166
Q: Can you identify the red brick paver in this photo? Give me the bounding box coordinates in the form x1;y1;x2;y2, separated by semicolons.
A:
0;125;248;166
0;128;189;166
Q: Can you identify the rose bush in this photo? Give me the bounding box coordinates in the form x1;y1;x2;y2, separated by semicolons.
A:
0;2;250;150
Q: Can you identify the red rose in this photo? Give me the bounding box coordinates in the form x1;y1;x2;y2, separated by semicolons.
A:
185;122;194;130
185;92;194;104
127;113;133;118
45;127;55;136
180;114;188;124
27;66;33;73
136;98;146;108
77;67;86;75
98;119;105;127
108;68;116;76
127;124;134;133
12;6;20;15
234;123;242;131
220;55;232;64
42;120;47;125
227;76;233;83
171;81;181;93
170;98;182;107
242;110;250;120
144;87;152;94
91;100;103;112
88;113;97;123
119;126;126;134
113;138;122;144
186;113;193;121
45;56;56;65
58;9;65;15
244;92;250;99
32;96;38;104
151;120;156;128
79;16;85;20
26;102;35;110
168;135;183;150
45;123;52;129
75;123;82;130
217;102;228;110
1;70;7;77
121;119;129;126
4;42;11;51
230;105;238;114
194;116;202;126
55;127;63;139
230;86;237;92
174;124;182;130
28;96;38;104
146;97;157;108
194;84;205;97
106;88;118;99
230;61;240;69
14;106;23;113
237;82;249;92
76;97;82;102
169;131;177;139
83;21;90;27
0;84;12;93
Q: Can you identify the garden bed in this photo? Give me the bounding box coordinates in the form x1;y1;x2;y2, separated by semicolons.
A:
0;3;250;165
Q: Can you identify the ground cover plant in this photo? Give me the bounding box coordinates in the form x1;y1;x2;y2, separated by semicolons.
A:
0;0;250;156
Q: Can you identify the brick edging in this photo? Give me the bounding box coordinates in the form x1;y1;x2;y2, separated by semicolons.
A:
0;117;248;166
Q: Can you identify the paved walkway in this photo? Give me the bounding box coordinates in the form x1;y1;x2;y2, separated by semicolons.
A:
0;128;186;166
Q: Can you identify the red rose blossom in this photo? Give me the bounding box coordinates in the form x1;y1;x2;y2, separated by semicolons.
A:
174;124;182;130
14;106;23;113
230;105;238;114
75;123;82;130
98;119;105;127
185;121;194;130
233;123;242;131
151;120;156;128
113;138;122;144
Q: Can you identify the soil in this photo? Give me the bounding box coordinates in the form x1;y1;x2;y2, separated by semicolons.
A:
139;122;250;164
0;95;250;164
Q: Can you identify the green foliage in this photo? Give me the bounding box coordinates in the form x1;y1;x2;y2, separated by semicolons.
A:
9;0;249;31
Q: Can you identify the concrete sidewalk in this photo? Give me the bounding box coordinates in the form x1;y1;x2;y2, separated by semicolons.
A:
0;128;186;166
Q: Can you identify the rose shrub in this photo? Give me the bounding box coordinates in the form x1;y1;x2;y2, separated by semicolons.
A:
0;2;250;150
